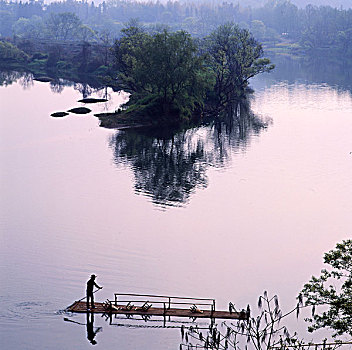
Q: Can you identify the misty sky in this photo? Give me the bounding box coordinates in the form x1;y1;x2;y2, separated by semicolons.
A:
37;0;351;10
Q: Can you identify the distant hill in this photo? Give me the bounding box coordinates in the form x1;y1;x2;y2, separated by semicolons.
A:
168;0;351;9
291;0;351;8
235;0;351;9
39;0;351;8
36;0;349;9
126;0;352;10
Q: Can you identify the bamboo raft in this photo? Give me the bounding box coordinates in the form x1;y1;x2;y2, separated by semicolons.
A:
67;293;249;321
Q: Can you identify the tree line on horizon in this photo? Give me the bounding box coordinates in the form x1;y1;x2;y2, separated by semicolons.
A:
0;0;352;56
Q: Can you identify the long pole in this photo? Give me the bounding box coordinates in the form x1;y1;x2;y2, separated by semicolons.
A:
76;288;101;303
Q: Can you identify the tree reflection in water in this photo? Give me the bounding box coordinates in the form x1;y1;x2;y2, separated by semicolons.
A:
0;69;269;207
0;69;112;99
111;126;208;207
0;70;34;89
110;96;270;208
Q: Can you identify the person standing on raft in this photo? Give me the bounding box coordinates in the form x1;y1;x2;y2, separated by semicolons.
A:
86;274;102;309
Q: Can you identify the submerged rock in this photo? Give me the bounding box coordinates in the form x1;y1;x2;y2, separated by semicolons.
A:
34;76;53;82
51;111;69;118
78;98;108;103
67;107;91;114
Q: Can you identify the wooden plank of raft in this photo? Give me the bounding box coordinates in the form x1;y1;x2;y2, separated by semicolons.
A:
67;301;247;320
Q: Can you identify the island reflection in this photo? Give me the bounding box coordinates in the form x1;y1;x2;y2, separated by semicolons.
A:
0;69;269;207
109;96;269;208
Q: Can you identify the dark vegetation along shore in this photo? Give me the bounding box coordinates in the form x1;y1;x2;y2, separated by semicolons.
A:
1;0;352;60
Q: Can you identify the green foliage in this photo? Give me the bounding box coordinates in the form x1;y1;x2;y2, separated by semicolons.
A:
32;52;48;60
1;0;352;57
0;10;15;37
336;29;352;56
299;5;352;52
114;25;211;121
56;60;72;71
46;47;61;68
112;23;275;123
12;15;44;39
251;20;267;41
94;65;109;76
112;21;150;92
205;23;274;110
45;12;83;41
27;58;46;72
300;240;352;337
0;40;28;63
121;94;166;120
78;24;97;42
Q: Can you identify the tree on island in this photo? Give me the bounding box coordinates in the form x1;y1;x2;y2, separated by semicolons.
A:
204;23;275;112
112;22;274;123
113;22;210;121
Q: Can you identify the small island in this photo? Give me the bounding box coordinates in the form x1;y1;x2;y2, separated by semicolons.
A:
95;22;274;129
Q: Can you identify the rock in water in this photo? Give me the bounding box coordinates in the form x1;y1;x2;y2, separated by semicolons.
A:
67;107;91;114
34;76;53;82
78;98;108;103
51;111;69;118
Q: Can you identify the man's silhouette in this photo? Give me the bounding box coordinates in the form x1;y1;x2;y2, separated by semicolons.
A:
86;274;102;310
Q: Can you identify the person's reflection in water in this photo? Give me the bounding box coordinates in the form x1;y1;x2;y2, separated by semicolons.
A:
86;312;101;345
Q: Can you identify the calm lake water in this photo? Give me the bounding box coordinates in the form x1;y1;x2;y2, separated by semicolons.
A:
0;58;351;349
